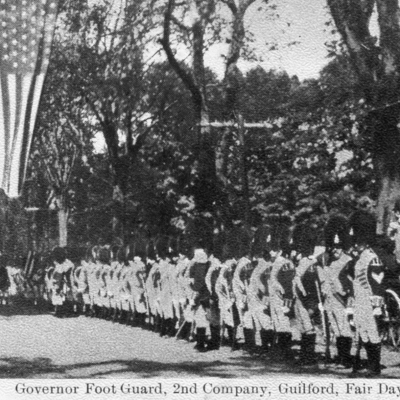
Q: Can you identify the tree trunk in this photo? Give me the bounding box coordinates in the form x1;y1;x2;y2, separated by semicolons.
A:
54;194;69;247
327;0;400;231
371;105;400;233
222;0;255;234
112;183;125;241
57;207;69;247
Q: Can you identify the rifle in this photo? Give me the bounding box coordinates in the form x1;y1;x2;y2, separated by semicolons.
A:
315;279;331;364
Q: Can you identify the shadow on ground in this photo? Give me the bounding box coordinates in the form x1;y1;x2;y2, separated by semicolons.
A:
0;354;398;379
0;300;51;317
0;300;80;318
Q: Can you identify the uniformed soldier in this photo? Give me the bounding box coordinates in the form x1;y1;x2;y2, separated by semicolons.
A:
174;244;192;340
0;254;10;306
205;254;222;350
233;255;256;353
51;247;74;317
87;245;103;317
320;215;354;368
107;245;122;321
156;235;175;336
267;221;296;360
143;240;157;329
170;237;184;336
186;243;210;352
131;237;149;328
388;198;400;263
216;257;239;349
71;248;90;315
110;246;126;322
248;225;275;354
292;224;325;365
349;210;385;377
121;243;139;325
145;248;162;332
97;247;112;319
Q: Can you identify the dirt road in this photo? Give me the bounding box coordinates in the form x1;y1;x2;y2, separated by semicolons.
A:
0;301;399;379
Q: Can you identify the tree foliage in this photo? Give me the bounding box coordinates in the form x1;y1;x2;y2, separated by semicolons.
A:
5;0;389;255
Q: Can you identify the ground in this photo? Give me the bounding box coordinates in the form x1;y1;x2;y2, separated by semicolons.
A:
0;300;399;379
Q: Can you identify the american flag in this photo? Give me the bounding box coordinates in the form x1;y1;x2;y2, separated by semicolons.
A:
0;0;59;198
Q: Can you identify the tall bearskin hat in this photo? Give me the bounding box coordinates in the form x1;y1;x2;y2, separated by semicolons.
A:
238;227;252;258
223;227;246;260
212;232;225;260
98;247;111;265
167;236;179;259
349;210;377;246
110;245;120;262
52;246;66;264
251;225;271;258
134;235;148;261
124;243;134;262
85;247;94;263
146;240;157;262
66;247;85;265
156;235;169;259
324;214;350;250
265;217;291;255
177;235;190;257
291;223;317;257
185;218;213;255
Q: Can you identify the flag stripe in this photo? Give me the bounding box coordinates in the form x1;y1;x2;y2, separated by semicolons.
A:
20;72;44;195
10;73;32;197
0;72;10;190
6;74;17;194
0;76;5;190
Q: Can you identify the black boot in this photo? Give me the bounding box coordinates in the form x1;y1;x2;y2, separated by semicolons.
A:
260;329;275;353
278;332;294;360
194;327;207;352
298;333;317;365
138;313;146;328
126;310;133;326
154;315;162;333
243;328;257;354
335;337;344;365
167;318;177;337
130;311;139;327
341;337;353;369
208;325;221;350
176;321;191;340
365;342;381;377
120;310;128;324
160;318;168;336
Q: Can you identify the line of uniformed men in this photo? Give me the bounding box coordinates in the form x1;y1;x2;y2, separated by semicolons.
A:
44;210;390;377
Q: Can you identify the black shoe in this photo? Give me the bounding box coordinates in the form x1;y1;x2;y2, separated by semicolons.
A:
207;325;221;351
195;328;207;352
243;328;257;354
260;329;275;354
365;342;381;377
341;337;353;369
298;333;317;365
